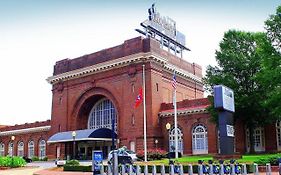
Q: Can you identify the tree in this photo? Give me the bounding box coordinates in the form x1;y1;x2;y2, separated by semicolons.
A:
259;6;281;118
203;30;270;153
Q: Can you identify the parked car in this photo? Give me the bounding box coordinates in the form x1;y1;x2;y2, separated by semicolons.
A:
22;156;32;163
108;147;137;164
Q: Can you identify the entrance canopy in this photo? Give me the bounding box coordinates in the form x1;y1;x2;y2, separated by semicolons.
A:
47;128;117;144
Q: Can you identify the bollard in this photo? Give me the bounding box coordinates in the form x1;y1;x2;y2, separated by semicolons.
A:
198;164;203;175
230;164;235;175
266;163;271;175
144;165;148;175
179;164;184;175
161;164;166;175
170;164;175;175
107;164;112;175
242;164;247;175
152;165;157;175
188;164;193;175
136;165;141;175
253;163;259;175
219;164;224;175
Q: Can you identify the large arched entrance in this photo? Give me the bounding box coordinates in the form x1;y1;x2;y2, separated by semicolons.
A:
77;97;117;159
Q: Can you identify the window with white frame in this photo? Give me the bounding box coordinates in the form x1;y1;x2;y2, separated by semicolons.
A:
246;127;265;152
192;124;208;154
88;98;117;130
8;142;13;156
17;141;24;157
0;143;4;156
28;141;34;158
39;140;46;159
169;127;184;154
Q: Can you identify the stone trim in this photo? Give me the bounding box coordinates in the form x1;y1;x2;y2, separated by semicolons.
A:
0;126;51;136
159;107;207;117
47;52;202;85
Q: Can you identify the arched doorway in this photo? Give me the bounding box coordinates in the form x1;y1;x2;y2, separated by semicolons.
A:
192;124;208;154
169;127;184;154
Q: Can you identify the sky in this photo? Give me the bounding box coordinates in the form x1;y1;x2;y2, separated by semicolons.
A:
0;0;280;125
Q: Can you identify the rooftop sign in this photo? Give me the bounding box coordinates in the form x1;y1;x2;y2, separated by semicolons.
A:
136;4;189;56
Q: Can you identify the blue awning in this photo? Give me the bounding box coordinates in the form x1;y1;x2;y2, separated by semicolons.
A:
47;128;117;144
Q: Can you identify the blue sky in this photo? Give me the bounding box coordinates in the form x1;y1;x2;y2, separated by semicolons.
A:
0;0;280;125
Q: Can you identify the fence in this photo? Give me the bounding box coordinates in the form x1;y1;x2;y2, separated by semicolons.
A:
99;162;281;175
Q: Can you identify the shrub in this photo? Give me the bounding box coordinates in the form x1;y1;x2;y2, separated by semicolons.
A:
32;156;39;161
66;159;80;166
137;149;168;160
254;155;281;165
0;156;26;168
41;157;48;161
64;165;91;172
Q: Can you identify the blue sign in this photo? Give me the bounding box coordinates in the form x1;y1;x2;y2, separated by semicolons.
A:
214;85;235;113
92;150;103;172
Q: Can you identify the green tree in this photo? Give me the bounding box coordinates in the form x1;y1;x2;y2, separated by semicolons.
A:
259;6;281;118
203;30;270;153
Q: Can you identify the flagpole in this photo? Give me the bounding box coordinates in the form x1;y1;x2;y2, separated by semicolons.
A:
174;71;178;159
142;64;147;162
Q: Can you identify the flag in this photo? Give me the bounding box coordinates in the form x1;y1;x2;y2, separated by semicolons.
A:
134;88;143;108
172;71;176;89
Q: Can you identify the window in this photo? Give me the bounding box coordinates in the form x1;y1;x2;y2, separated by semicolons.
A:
192;124;208;154
39;140;46;159
0;143;4;156
246;127;265;152
130;141;136;152
17;141;24;157
169;127;184;154
8;142;13;156
88;98;117;130
28;141;34;158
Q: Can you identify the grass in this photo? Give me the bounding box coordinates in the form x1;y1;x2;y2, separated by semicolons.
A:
144;153;281;165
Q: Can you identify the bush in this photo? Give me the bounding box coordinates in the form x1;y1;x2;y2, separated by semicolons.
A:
66;159;80;166
32;156;39;161
64;165;91;172
41;157;48;161
137;149;168;160
254;155;281;165
0;156;26;168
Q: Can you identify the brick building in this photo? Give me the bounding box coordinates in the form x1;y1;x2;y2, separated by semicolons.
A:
0;37;279;160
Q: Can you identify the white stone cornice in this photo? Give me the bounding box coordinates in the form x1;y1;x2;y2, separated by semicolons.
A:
0;126;51;136
159;107;208;117
46;52;202;85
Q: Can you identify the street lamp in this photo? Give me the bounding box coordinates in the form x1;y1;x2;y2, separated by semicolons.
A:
11;136;15;156
155;139;158;149
165;123;171;164
72;131;76;159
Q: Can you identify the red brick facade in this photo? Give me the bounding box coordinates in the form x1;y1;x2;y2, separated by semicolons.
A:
0;37;279;159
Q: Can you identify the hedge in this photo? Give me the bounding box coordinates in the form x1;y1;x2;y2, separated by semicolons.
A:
0;156;26;168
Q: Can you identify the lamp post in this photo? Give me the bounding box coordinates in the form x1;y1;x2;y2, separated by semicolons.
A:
155;139;158;149
72;131;76;159
11;136;15;156
165;123;171;164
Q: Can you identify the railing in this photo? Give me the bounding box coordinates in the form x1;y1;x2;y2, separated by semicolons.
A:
97;162;281;175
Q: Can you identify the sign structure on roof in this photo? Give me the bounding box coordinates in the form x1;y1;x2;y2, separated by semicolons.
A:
136;4;189;57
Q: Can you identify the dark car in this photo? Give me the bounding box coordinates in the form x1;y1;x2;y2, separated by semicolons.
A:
22;156;32;163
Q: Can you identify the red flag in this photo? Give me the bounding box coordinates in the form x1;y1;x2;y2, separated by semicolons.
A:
134;88;143;108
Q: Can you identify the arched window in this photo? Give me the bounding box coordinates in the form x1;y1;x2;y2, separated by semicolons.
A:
192;124;208;154
8;142;14;156
246;127;265;152
39;140;46;159
88;98;117;130
28;141;34;158
0;143;4;156
169;127;184;154
276;121;281;151
17;141;24;157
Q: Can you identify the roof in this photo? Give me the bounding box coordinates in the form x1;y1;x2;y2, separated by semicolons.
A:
47;128;117;144
159;104;209;117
